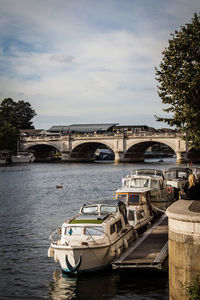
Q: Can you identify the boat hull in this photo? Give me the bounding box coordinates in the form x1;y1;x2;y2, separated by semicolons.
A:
49;227;135;273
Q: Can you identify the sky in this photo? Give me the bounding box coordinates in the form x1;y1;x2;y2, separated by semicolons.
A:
0;0;199;129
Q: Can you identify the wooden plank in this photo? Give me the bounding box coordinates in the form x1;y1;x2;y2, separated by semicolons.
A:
113;214;167;264
153;241;168;263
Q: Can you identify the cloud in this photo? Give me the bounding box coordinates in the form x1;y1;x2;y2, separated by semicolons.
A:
0;0;200;129
50;54;75;63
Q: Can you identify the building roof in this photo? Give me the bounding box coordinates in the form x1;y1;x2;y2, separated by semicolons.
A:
48;123;118;133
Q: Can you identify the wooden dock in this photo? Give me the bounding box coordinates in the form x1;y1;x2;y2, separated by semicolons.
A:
112;214;168;270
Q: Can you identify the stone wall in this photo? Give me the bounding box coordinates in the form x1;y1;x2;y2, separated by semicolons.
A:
166;200;200;300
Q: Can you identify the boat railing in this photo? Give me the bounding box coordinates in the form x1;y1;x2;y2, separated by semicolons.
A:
49;227;62;243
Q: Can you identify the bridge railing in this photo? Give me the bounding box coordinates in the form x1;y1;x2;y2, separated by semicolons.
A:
20;131;179;142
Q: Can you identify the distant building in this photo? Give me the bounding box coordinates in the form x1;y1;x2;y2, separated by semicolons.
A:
116;125;156;133
48;123;119;134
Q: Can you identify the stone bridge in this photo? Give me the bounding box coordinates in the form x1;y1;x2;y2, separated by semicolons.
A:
20;132;200;163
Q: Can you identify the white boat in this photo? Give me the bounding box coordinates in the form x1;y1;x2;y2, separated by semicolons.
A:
48;201;136;273
0;150;12;165
164;167;192;191
121;168;175;214
115;186;154;231
12;151;35;163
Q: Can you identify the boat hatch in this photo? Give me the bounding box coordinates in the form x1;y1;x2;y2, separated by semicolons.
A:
70;214;108;224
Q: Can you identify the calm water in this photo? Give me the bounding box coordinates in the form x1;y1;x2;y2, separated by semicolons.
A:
0;158;184;299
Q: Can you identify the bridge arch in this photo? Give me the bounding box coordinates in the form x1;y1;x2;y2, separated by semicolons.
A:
124;141;176;162
71;142;115;162
26;143;61;161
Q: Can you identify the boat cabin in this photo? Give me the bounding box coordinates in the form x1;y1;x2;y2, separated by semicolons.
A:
115;187;153;229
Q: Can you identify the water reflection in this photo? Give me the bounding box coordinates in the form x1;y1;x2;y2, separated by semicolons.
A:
48;269;169;300
49;270;77;300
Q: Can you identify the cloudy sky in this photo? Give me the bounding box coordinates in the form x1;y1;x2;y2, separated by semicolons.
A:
0;0;199;129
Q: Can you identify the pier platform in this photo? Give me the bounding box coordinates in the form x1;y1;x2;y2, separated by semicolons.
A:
112;214;168;270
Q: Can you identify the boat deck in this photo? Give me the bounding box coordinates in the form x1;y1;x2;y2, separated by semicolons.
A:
112;214;168;270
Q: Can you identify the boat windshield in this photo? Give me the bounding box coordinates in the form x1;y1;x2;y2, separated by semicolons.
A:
150;180;159;188
166;171;188;179
65;227;82;235
85;226;103;236
100;205;117;214
129;178;149;188
81;206;98;214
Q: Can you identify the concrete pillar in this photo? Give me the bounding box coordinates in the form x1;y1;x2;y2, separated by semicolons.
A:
61;151;71;161
176;151;188;164
166;200;200;300
114;151;124;163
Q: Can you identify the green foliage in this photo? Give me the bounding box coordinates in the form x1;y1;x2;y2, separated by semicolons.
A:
155;13;200;149
0;123;19;153
0;98;36;129
0;98;36;151
181;275;200;300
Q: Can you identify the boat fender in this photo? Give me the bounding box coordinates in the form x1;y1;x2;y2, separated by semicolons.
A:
48;247;54;258
134;230;139;239
109;247;115;257
166;186;172;194
116;248;121;257
123;238;128;249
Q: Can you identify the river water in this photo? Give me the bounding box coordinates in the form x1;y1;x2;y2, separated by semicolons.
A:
0;158;186;299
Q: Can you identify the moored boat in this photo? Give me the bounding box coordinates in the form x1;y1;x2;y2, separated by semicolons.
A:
121;168;175;215
48;201;136;273
164;167;192;191
12;151;35;163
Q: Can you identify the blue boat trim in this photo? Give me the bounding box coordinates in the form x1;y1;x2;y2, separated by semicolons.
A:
65;255;82;273
62;263;111;274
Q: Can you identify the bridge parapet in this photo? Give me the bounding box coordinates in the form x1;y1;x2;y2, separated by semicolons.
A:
20;131;191;163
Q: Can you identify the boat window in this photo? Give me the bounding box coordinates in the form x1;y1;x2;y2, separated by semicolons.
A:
137;210;145;220
177;172;188;179
166;171;176;179
128;210;135;221
85;227;103;236
115;220;122;233
116;194;127;202
150;180;158;188
110;224;115;235
81;206;98;214
130;178;149;188
129;194;140;204
100;205;117;214
65;227;82;235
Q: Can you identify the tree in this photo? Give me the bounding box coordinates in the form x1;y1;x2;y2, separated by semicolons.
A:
0;123;19;153
155;13;200;149
0;98;36;129
0;98;36;152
